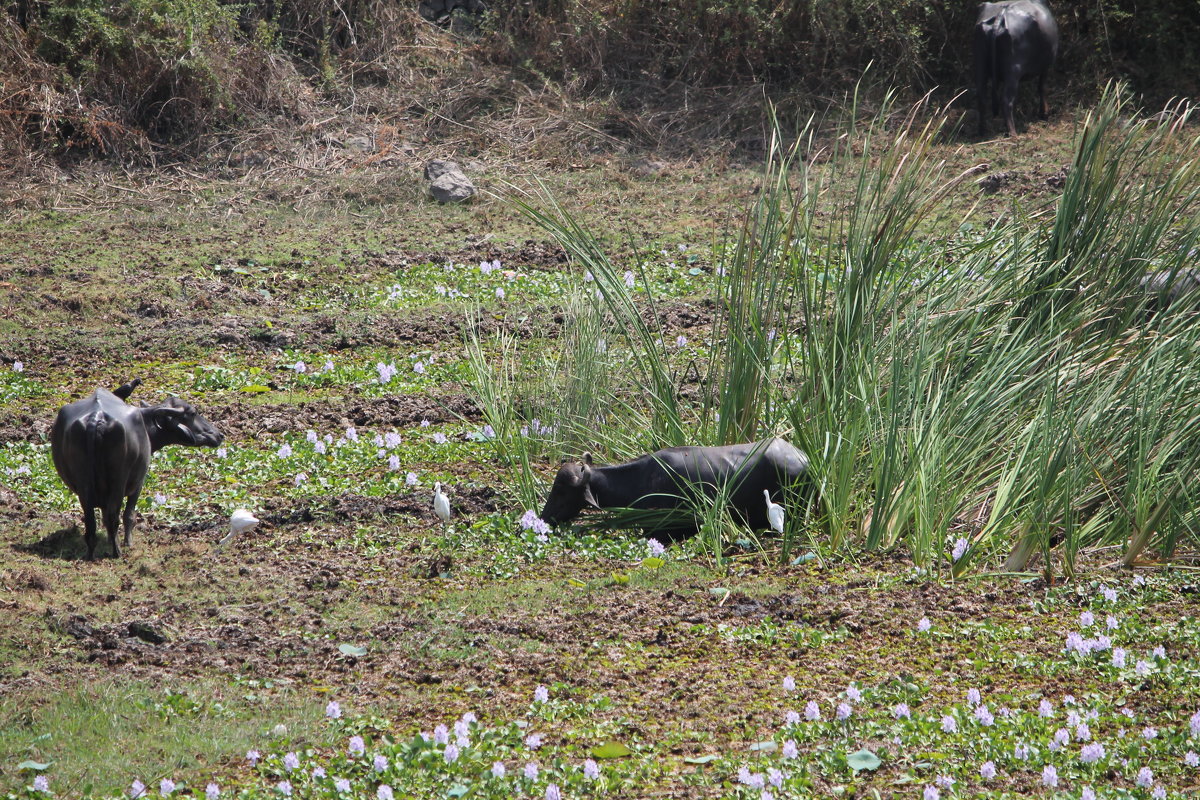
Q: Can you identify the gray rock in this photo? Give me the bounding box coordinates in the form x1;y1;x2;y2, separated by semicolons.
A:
424;159;461;181
429;168;476;204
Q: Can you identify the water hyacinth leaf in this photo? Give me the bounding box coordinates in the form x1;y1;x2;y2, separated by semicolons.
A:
683;755;719;764
567;578;586;587
337;643;368;657
641;557;665;569
240;385;272;393
17;760;52;771
611;572;630;585
709;587;729;600
792;552;818;564
748;741;778;752
447;786;469;798
688;267;702;275
591;740;633;759
846;748;881;772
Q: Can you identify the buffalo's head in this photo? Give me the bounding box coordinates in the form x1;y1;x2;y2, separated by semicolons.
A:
540;452;597;526
145;396;224;450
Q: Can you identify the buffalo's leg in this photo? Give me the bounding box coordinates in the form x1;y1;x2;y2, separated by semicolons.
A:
82;504;98;561
1002;75;1019;136
123;491;139;548
101;504;121;558
1037;73;1049;119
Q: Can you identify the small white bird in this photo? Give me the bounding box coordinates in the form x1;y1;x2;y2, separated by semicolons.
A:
217;508;259;550
764;489;785;534
433;482;451;528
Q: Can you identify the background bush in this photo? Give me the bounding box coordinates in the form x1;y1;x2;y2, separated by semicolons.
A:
1;0;1197;161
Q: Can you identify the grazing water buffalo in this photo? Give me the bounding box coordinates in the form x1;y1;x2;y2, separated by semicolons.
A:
1140;268;1200;318
50;386;223;559
539;438;810;536
974;0;1059;136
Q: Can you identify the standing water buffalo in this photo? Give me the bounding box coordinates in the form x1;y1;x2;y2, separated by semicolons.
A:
50;386;223;559
974;0;1059;137
539;438;810;536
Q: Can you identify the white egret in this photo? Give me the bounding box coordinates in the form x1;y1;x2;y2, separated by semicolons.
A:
433;482;451;529
217;508;259;550
763;489;785;534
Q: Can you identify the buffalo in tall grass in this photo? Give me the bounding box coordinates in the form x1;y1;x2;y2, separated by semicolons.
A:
539;439;810;538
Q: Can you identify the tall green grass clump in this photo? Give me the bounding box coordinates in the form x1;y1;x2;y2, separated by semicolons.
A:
470;86;1200;574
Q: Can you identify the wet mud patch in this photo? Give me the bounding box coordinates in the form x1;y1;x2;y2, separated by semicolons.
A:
207;392;482;439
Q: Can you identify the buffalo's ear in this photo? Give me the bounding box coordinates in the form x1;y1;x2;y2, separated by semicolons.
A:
581;451;593;466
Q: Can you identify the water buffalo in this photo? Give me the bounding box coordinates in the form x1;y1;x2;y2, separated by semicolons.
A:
974;1;1059;137
50;387;224;559
539;438;810;536
1140;267;1200;318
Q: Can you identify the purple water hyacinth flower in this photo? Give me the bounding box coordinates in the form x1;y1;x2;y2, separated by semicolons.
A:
482;424;496;439
306;430;319;443
294;472;308;486
583;759;600;779
495;287;506;300
312;767;325;778
1112;648;1127;668
767;768;785;788
454;719;470;740
647;538;666;557
444;744;460;763
846;685;862;702
624;270;636;288
935;775;954;790
804;701;821;721
784;709;800;725
525;733;543;749
1151;786;1167;800
1191;710;1200;736
974;705;994;726
385;432;401;448
205;784;220;800
545;785;562;800
1080;610;1095;627
1136;660;1151;676
348;736;365;756
966;687;981;705
1106;615;1119;630
323;359;334;372
215;446;227;458
917;616;931;632
584;270;594;282
1153;645;1166;659
491;761;506;778
782;676;796;693
314;440;327;455
413;361;426;375
1081;788;1096;800
32;775;49;793
406;472;418;486
276;781;292;796
941;715;957;733
922;786;940;800
377;787;394;800
373;754;388;772
292;361;307;374
130;780;147;798
980;761;996;780
1136;767;1154;788
837;702;852;720
523;762;538;780
1095;635;1112;651
433;725;449;744
12;361;23;372
1102;587;1118;602
1081;743;1105;763
675;335;687;348
1038;699;1054;718
951;538;968;561
152;492;167;506
388;454;400;470
334;779;350;792
247;750;261;764
782;740;798;759
432;432;448;444
534;685;549;703
1143;726;1157;740
1075;723;1091;741
1014;744;1030;760
1184;751;1199;767
1041;765;1058;787
284;752;300;770
893;703;911;719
